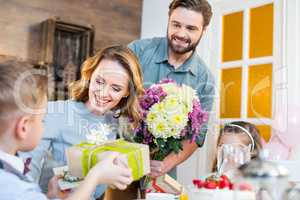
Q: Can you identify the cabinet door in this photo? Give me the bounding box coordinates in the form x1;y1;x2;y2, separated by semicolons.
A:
40;18;94;100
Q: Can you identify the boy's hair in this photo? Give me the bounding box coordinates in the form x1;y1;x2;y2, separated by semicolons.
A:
0;59;47;121
169;0;213;27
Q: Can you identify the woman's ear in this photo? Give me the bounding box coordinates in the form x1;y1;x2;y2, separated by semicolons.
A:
124;90;129;98
15;115;30;140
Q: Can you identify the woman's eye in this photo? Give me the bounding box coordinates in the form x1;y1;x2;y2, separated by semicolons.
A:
113;88;121;92
96;80;104;84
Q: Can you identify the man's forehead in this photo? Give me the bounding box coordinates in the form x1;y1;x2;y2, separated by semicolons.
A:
169;7;204;27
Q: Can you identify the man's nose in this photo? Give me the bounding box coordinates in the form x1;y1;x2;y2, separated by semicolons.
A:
175;27;188;39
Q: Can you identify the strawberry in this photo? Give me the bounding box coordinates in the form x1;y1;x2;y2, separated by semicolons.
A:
192;179;200;186
219;178;230;189
220;174;230;182
204;180;218;189
192;179;204;188
229;183;234;190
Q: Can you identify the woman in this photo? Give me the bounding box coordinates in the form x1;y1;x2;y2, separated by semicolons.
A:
21;45;144;198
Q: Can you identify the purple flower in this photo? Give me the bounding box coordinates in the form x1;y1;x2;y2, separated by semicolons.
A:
140;85;168;110
188;100;209;134
159;78;176;84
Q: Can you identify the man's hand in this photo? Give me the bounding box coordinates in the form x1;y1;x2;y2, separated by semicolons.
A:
149;160;169;178
149;140;198;179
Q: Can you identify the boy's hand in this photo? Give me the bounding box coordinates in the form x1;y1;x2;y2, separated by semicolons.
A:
88;152;133;190
47;175;71;199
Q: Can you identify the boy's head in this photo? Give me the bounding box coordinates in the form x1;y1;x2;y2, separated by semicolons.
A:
0;59;47;152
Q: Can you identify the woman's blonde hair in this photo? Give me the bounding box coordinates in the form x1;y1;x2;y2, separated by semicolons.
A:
70;45;144;127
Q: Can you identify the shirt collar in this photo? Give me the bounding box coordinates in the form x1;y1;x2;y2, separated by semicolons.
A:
0;150;24;173
155;38;198;76
155;38;169;64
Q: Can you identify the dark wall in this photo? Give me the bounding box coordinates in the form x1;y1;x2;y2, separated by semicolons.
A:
0;0;142;62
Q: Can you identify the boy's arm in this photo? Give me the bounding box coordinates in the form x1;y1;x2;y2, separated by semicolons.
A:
48;153;132;200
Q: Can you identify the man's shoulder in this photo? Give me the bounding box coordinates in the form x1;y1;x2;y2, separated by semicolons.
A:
192;53;207;67
128;37;165;53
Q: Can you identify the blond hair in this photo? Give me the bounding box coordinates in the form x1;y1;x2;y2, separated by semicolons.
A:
0;59;47;130
70;45;144;128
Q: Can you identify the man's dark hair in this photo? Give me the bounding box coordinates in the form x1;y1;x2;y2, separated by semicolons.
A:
169;0;213;27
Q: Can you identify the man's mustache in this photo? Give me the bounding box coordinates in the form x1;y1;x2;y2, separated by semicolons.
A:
171;35;191;44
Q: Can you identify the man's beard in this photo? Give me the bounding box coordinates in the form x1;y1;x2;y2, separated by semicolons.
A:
167;31;202;55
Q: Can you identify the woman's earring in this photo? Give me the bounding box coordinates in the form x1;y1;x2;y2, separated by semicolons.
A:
113;109;121;118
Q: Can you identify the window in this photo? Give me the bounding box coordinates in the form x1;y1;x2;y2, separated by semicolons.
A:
215;0;283;142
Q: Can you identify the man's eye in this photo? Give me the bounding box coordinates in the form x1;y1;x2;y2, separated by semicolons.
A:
187;26;197;31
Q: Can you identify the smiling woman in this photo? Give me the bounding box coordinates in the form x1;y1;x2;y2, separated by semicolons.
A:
20;45;144;198
88;59;130;114
70;45;144;127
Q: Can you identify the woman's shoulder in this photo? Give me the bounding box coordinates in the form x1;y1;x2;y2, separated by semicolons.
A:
47;100;84;110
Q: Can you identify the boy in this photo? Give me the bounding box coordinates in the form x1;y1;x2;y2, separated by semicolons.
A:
0;59;132;200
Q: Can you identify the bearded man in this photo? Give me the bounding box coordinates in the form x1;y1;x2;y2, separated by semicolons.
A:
104;1;215;199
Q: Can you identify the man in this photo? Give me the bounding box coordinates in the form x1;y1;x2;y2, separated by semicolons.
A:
104;1;215;199
129;0;215;179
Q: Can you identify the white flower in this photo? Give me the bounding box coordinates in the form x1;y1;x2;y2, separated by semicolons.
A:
85;124;112;145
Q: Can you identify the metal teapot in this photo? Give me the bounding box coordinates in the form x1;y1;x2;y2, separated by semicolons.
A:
234;151;300;200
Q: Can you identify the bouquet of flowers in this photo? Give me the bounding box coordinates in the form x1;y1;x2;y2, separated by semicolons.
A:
134;79;208;160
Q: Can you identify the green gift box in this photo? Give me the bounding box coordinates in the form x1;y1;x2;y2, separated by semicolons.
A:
66;139;150;181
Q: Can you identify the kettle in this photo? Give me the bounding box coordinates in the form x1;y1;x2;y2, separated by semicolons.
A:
234;151;300;200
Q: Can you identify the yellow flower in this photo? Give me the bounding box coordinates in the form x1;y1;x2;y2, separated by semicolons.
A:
151;102;165;112
164;96;178;110
171;114;184;125
155;122;166;133
147;112;157;123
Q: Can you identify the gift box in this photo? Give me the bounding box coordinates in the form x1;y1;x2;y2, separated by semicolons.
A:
148;174;182;195
66;139;150;181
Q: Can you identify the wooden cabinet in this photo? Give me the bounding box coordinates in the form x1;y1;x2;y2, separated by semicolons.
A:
39;18;94;100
